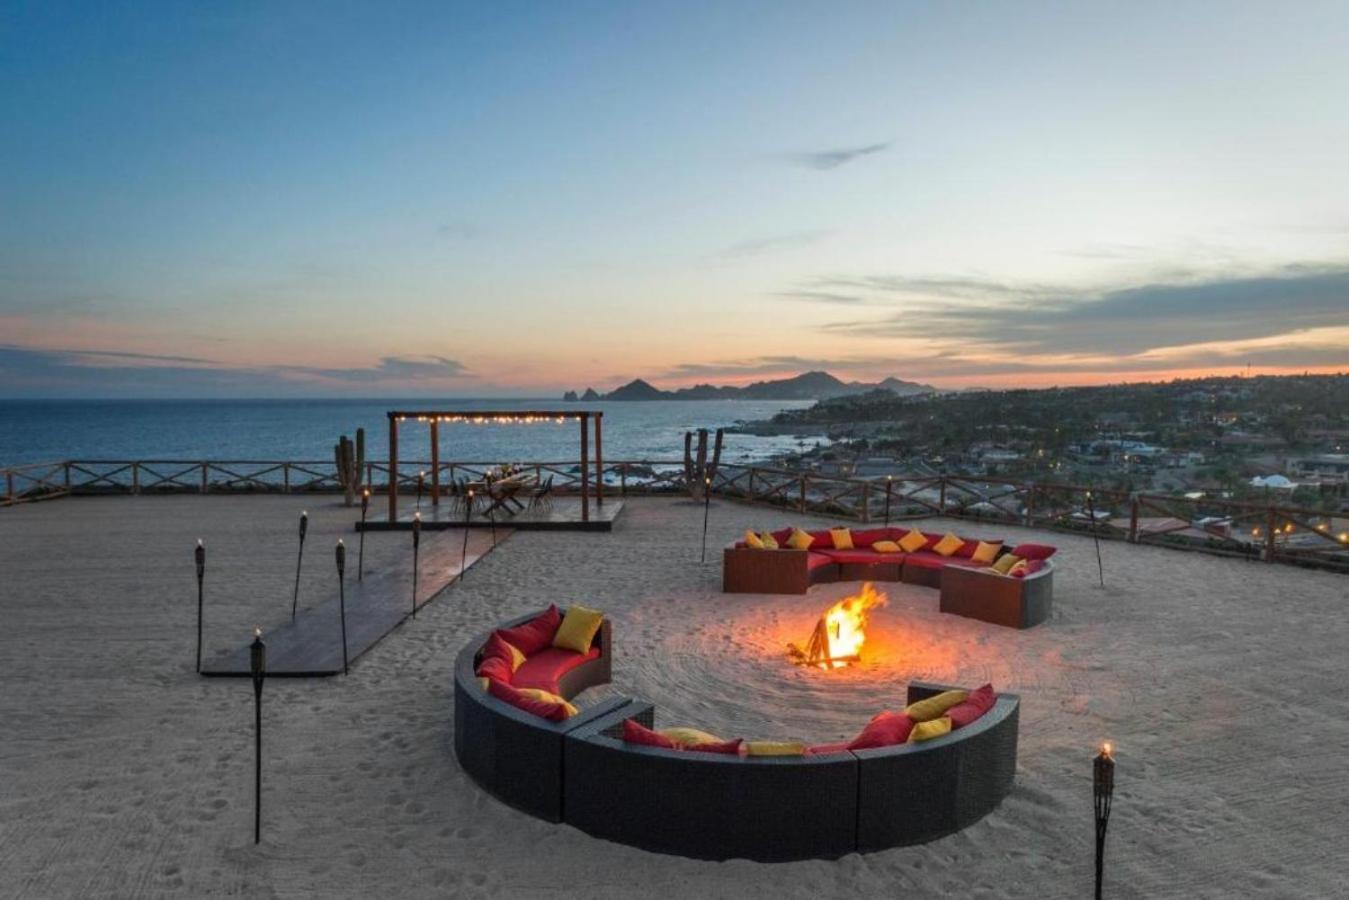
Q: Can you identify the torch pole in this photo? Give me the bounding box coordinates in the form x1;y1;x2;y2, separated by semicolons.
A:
459;489;473;583
250;628;266;845
485;475;497;548
417;471;425;512
700;476;712;563
195;540;206;673
1087;490;1104;587
358;489;369;581
291;511;308;620
1094;742;1115;900
884;476;893;527
411;512;421;619
336;539;348;675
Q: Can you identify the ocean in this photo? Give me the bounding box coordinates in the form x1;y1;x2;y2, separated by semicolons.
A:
0;399;826;468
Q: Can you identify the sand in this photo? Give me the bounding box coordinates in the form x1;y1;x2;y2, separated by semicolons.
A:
1;494;1347;898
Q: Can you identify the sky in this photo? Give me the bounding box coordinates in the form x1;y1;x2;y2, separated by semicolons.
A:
2;0;1347;398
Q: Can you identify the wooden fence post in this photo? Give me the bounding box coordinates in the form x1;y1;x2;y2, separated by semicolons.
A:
1128;494;1139;543
1265;507;1277;562
1024;482;1034;526
283;463;290;493
799;474;807;512
63;462;71;491
748;468;755;501
861;482;871;522
5;470;13;505
939;476;947;514
201;463;208;494
132;463;140;495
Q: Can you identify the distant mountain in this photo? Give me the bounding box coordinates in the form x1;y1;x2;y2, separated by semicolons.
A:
562;387;603;401
574;370;937;401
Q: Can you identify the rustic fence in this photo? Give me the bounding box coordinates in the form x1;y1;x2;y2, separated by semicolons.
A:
4;459;1347;572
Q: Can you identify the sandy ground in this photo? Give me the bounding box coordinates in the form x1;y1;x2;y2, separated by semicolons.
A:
1;494;1347;899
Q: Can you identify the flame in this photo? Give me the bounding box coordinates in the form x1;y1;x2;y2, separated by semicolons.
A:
809;585;884;669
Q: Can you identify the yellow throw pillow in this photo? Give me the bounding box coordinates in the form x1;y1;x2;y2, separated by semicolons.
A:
516;688;579;718
908;717;953;743
830;527;854;550
745;740;805;757
898;529;928;553
904;689;968;722
933;533;964;557
744;530;765;550
971;540;1002;564
552;606;604;654
659;727;727;747
759;531;780;550
991;553;1021;575
872;540;902;553
502;640;527;671
785;528;815;551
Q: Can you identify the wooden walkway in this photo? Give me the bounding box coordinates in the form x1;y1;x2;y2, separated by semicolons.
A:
200;528;509;678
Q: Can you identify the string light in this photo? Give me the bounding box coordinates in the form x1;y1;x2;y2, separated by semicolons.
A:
395;414;577;425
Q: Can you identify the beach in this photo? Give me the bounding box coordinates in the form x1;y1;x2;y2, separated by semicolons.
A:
1;494;1347;898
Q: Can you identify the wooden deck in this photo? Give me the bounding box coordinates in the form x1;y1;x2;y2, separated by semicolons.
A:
200;528;508;678
360;497;624;533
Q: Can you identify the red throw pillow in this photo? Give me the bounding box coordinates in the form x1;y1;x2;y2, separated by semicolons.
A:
846;711;915;749
947;684;997;729
475;654;513;684
1010;543;1057;561
497;605;563;655
851;528;890;548
487;679;572;722
809;530;833;550
622;718;677;749
770;527;793;546
922;532;945;550
955;538;980;558
1011;558;1047;578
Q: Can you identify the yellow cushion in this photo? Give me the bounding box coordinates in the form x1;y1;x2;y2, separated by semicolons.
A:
502;640;527;671
516;688;579;718
932;533;964;557
898;529;928;553
907;717;953;742
991;553;1021;575
872;540;902;553
744;530;765;550
476;676;491;691
904;689;968;722
745;740;805;757
971;540;1002;564
830;527;854;550
552;606;604;654
659;727;727;747
785;528;814;551
758;531;779;550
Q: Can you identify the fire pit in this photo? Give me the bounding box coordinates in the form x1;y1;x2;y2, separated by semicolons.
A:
788;583;888;669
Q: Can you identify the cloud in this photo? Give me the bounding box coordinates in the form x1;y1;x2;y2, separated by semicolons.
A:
281;355;472;383
787;142;891;171
773;290;866;305
714;230;831;261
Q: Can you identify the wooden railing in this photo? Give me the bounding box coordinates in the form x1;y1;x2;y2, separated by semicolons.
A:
4;459;1346;572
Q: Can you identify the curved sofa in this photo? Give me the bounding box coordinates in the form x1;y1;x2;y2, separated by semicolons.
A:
454;610;1021;861
723;526;1055;629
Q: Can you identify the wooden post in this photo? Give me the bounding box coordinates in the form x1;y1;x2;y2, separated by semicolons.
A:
580;414;590;522
594;413;604;506
388;414;399;523
132;463;140;495
799;474;807;512
748;468;755;501
1024;482;1034;527
5;470;12;504
939;476;947;513
861;482;871;522
201;462;208;494
1265;507;1276;562
430;419;440;507
1128;495;1139;543
620;463;627;496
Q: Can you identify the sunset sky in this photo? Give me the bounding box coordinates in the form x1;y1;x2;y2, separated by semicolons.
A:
2;2;1347;397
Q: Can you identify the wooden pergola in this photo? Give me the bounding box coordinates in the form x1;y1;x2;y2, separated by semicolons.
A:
385;410;603;523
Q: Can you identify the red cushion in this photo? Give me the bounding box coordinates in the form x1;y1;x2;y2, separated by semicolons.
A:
1011;558;1047;578
847;711;915;749
622;718;677;749
1010;543;1057;561
475;654;514;685
512;646;600;694
487;679;572;722
948;684;996;729
901;551;947;570
770;527;793;546
805;741;852;756
851;528;891;548
819;549;899;565
807;530;834;550
497;605;562;655
806;552;835;571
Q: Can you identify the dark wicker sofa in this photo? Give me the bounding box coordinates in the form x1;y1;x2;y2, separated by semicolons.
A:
723;526;1055;629
452;610;628;822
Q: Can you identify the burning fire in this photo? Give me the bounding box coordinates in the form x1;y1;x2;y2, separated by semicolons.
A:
789;583;888;669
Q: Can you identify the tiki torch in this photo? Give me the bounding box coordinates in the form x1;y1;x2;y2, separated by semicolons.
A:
884;475;893;527
1087;490;1104;588
411;511;421;619
194;539;206;673
290;511;308;620
336;539;349;676
700;476;712;563
250;627;266;845
1094;741;1115;900
358;488;369;581
460;489;473;582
